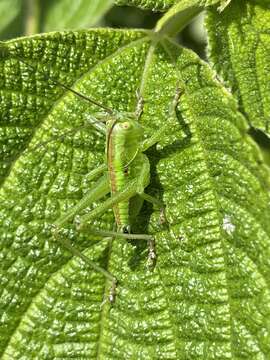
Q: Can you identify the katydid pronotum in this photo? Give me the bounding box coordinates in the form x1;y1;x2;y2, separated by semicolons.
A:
4;48;182;303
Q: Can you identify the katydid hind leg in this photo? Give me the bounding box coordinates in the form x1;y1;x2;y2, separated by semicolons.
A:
52;187;155;303
76;176;157;268
51;175;152;302
136;156;151;195
79;226;153;241
136;159;168;224
77;178;139;229
147;237;156;268
54;174;110;229
127;192;158;268
53;229;116;283
51;173;118;302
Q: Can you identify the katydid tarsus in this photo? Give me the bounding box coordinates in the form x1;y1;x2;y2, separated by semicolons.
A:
5;49;182;303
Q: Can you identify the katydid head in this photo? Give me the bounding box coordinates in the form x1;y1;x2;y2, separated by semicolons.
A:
107;116;143;140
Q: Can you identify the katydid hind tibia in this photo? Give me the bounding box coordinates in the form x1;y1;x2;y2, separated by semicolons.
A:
3;46;181;303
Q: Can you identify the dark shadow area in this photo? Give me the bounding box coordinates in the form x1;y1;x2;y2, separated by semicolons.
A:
179;21;207;61
105;5;162;29
249;127;270;148
249;127;270;167
127;145;162;271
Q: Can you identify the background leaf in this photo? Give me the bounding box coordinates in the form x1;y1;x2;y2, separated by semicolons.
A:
206;0;270;136
0;29;270;359
155;0;204;35
0;0;113;39
0;0;23;40
42;0;114;32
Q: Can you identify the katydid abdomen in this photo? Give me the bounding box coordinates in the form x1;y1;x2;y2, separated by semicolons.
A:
107;118;150;233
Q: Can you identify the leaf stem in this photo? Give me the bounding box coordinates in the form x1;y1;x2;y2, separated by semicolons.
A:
155;0;203;37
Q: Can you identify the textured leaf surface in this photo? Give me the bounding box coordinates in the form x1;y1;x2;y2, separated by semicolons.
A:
0;29;270;359
114;0;225;12
206;0;270;136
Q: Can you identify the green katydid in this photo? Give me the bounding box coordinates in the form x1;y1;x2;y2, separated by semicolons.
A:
3;47;181;303
50;91;181;303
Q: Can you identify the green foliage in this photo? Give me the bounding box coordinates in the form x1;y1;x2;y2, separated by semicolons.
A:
0;0;113;39
42;0;114;31
114;0;175;11
206;0;270;136
155;0;204;35
0;0;23;40
0;0;270;359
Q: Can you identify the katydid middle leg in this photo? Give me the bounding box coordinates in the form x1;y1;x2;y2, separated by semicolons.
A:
140;86;182;152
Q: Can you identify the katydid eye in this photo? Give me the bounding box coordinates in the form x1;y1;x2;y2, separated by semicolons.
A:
122;122;130;129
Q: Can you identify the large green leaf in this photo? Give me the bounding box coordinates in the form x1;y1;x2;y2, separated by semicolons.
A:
206;0;270;136
0;29;270;359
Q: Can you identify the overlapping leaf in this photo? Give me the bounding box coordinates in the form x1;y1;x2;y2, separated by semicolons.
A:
206;0;270;136
0;29;270;359
114;0;228;12
115;0;230;36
